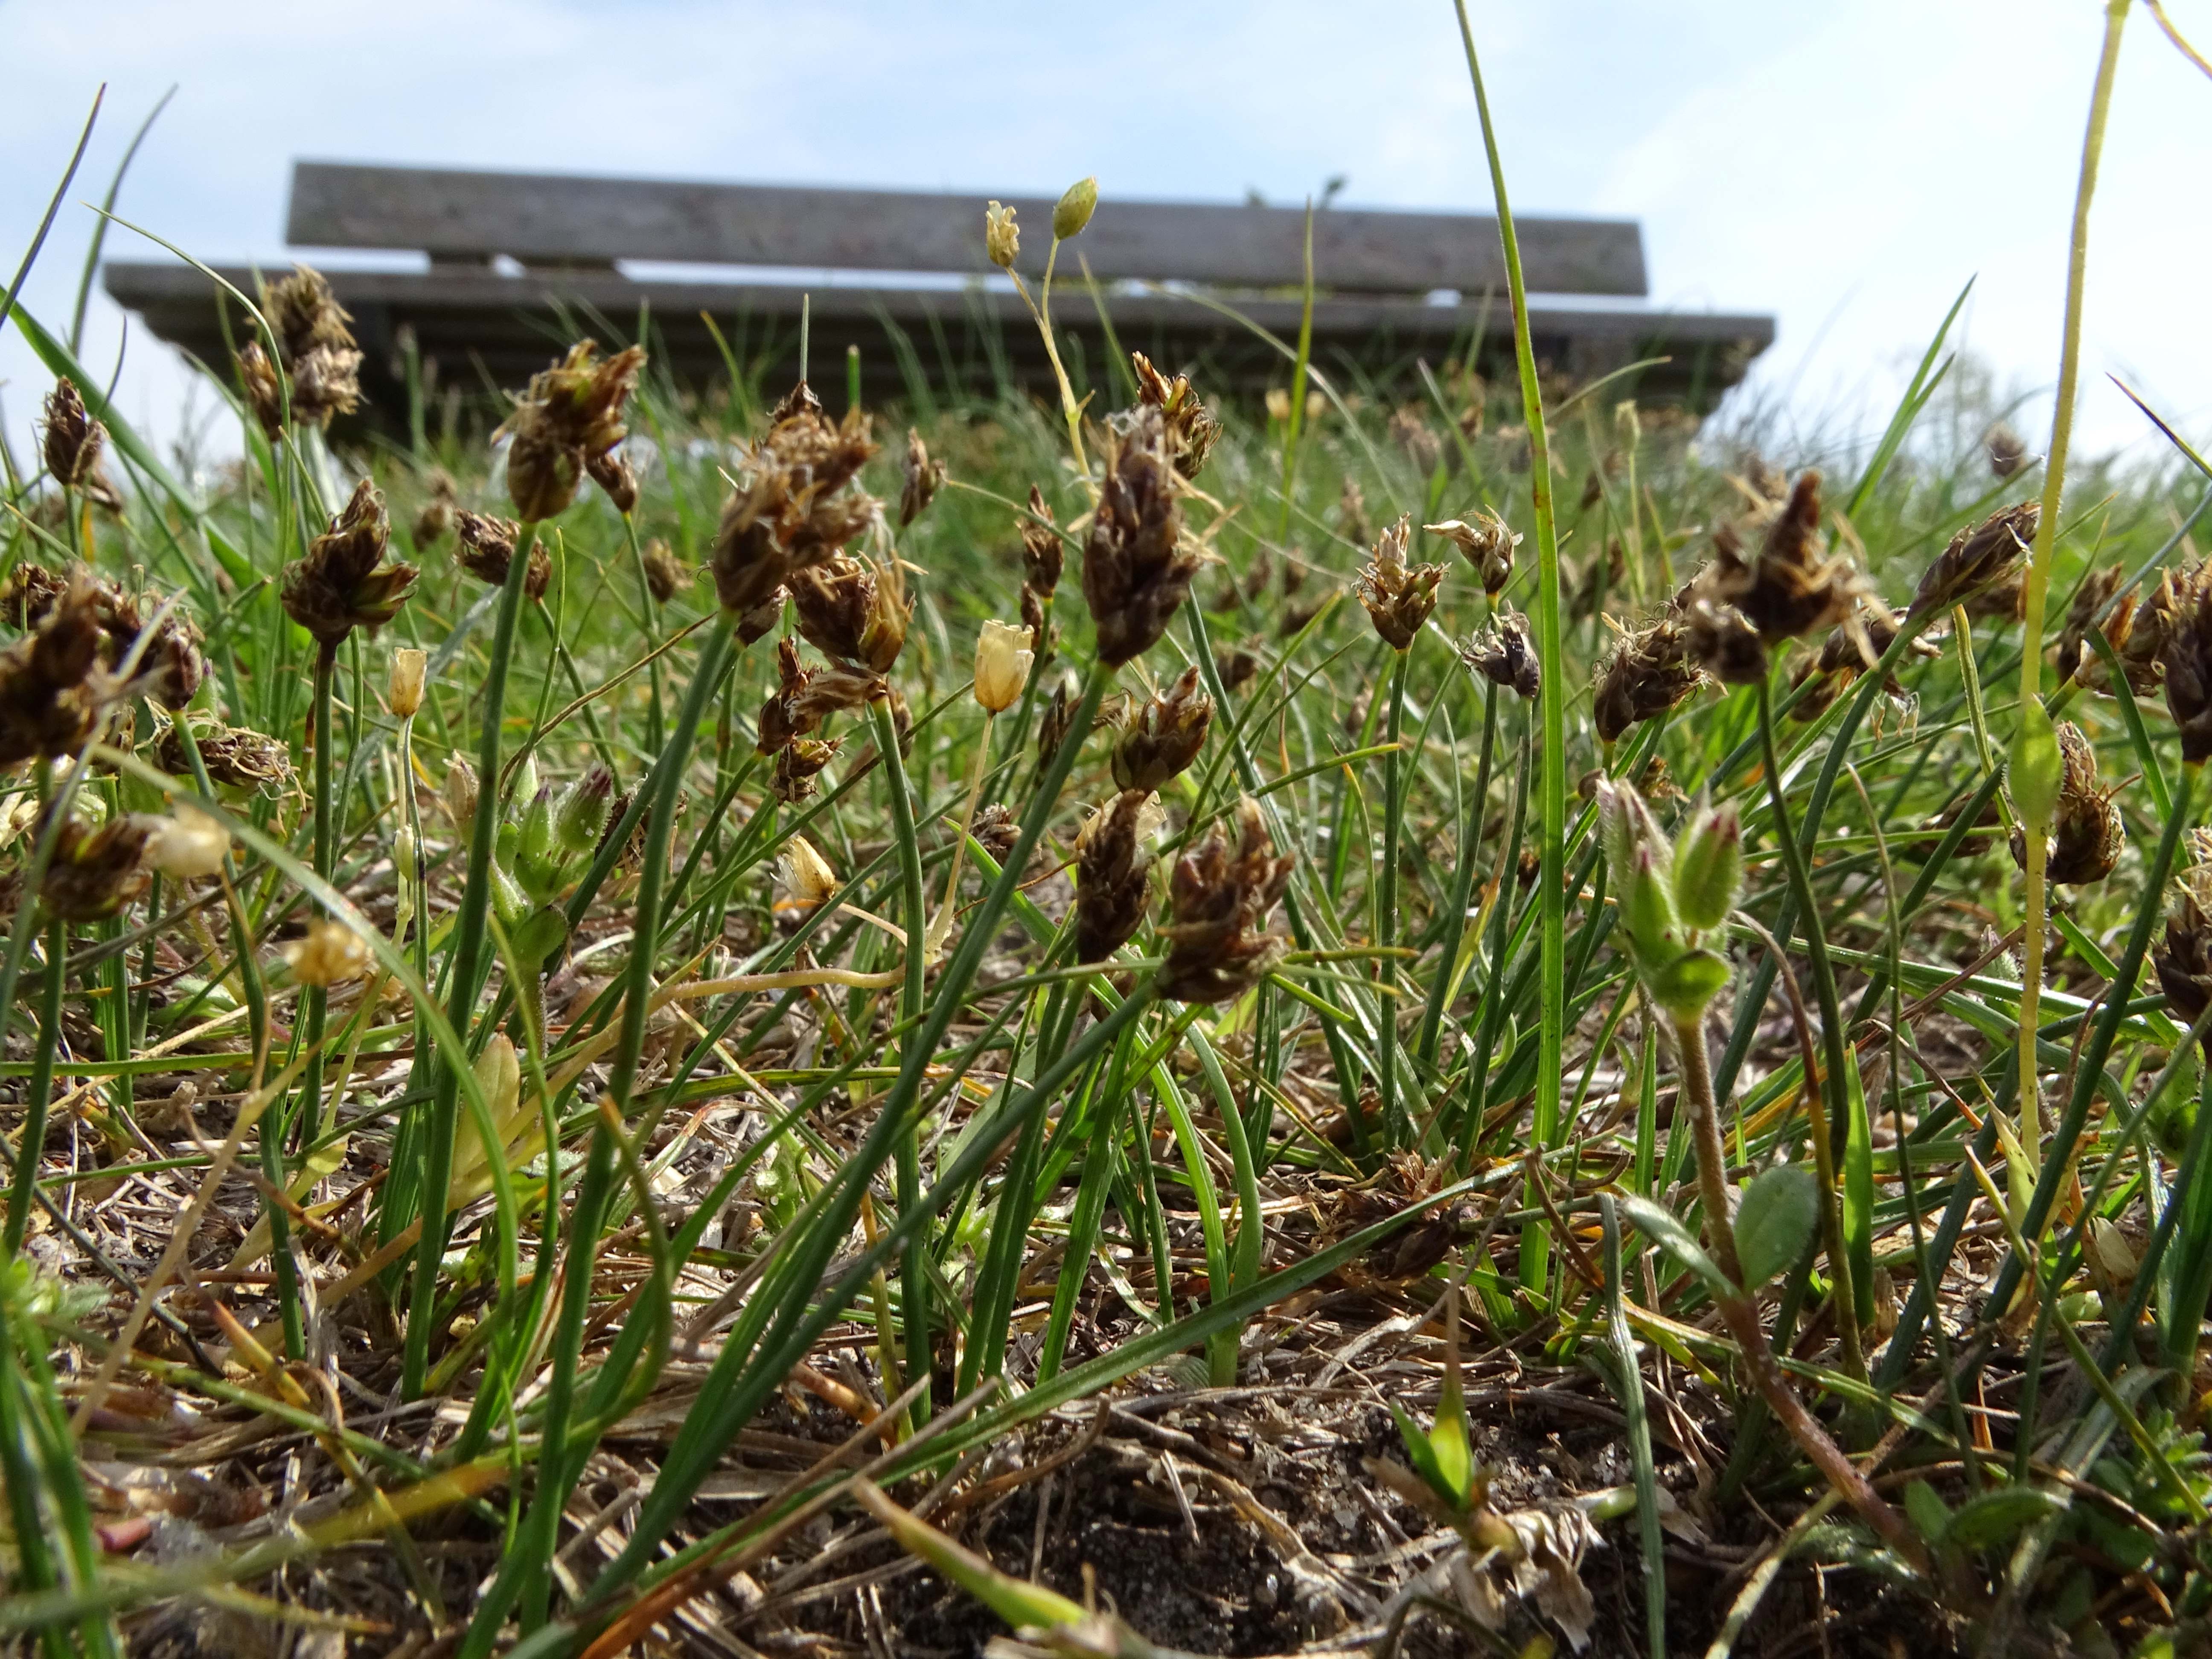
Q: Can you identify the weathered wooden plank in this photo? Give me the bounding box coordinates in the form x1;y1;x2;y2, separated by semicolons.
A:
105;260;1771;414
284;162;1648;297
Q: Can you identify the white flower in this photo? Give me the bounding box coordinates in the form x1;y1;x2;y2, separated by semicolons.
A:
144;806;230;879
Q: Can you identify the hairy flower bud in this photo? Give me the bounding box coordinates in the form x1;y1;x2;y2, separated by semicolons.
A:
556;765;615;856
1598;774;1729;1017
1672;797;1743;932
1053;176;1100;240
974;619;1033;714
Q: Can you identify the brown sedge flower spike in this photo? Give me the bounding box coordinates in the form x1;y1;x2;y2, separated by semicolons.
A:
1111;666;1213;792
41;378;105;489
454;510;550;601
1356;515;1444;652
496;340;648;521
1460;607;1540;701
1083;406;1194;666
1128;352;1222;479
1073;789;1161;963
282;480;417;661
1157;796;1294;1005
2008;720;2123;885
1425;509;1519;596
1907;500;2040;622
710;383;880;623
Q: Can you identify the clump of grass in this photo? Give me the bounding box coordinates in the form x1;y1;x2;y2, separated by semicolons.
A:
7;38;2212;1654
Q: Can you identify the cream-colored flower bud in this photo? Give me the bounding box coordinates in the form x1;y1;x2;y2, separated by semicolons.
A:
388;647;427;718
974;619;1034;713
984;201;1020;270
443;756;479;832
1265;388;1291;423
285;920;372;987
145;805;230;879
777;835;839;914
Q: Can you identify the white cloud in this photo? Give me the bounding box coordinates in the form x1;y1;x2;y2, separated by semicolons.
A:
4;0;2209;468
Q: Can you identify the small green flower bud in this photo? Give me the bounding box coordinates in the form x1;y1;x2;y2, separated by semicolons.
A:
1596;776;1672;899
1053;176;1099;241
489;855;532;935
1625;844;1684;968
1672;797;1743;933
555;765;614;856
512;753;541;817
517;783;557;871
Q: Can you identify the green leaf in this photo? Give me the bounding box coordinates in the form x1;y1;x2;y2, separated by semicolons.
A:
1903;1479;1952;1545
1389;1400;1455;1506
1735;1166;1818;1288
1432;1362;1473;1508
1617;1193;1736;1297
1842;1048;1877;1328
1943;1485;2066;1551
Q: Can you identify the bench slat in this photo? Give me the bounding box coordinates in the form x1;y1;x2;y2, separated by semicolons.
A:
105;260;1770;413
285;163;1647;297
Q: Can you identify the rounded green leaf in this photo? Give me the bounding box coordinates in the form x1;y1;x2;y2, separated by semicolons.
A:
1735;1165;1819;1287
1944;1485;2066;1551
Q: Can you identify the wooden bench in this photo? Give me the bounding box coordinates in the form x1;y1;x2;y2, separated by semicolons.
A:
105;161;1775;419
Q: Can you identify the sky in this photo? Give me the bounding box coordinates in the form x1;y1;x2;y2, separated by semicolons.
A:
3;0;2210;472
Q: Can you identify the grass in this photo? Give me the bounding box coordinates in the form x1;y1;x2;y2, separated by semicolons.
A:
9;21;2212;1654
